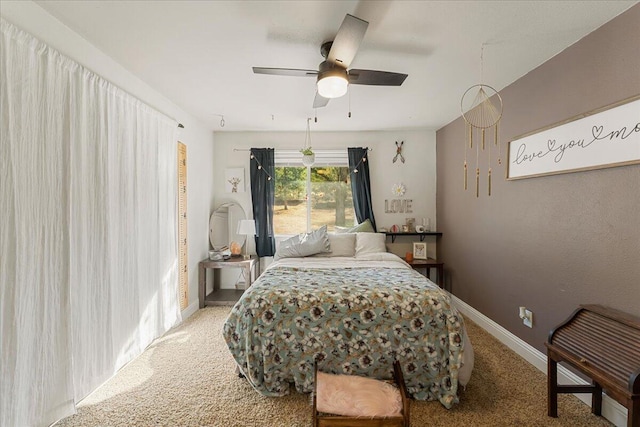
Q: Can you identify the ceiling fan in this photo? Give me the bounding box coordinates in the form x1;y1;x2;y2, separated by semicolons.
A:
252;14;408;108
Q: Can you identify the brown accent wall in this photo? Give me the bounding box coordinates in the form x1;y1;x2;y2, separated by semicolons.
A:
436;4;640;352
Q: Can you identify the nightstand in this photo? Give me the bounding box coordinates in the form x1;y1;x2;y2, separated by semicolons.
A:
198;256;259;307
407;258;444;288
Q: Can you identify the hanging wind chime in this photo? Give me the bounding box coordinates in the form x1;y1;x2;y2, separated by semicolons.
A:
460;44;503;197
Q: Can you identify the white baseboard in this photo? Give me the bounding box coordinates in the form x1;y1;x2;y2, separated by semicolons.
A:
181;299;199;320
450;294;628;427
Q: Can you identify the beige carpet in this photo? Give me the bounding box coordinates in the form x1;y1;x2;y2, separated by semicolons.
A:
56;306;611;427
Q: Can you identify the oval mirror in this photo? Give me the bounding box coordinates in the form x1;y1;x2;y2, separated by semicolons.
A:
209;202;246;251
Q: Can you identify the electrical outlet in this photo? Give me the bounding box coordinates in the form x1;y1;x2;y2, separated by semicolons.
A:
523;309;533;328
519;306;533;328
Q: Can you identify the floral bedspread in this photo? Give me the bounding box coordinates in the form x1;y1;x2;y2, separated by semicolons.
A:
222;259;466;408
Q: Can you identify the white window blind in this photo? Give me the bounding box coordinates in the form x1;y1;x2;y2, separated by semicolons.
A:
275;149;349;166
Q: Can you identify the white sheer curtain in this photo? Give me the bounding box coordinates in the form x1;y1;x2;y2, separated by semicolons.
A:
0;19;181;427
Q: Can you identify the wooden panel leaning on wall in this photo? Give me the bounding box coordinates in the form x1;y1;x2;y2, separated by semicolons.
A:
178;142;188;310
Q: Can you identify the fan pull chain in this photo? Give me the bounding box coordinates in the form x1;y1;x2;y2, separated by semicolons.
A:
488;167;492;196
469;124;473;148
481;128;485;150
348;87;352;118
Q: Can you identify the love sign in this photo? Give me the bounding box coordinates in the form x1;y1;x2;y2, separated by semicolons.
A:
507;96;640;180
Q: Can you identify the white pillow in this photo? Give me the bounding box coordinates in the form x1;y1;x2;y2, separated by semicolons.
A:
274;226;331;261
355;232;387;257
313;233;356;257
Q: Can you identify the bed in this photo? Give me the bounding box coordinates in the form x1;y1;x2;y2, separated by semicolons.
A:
222;231;473;409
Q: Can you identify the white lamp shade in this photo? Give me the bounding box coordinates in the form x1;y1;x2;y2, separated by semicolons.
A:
237;219;256;236
317;75;348;98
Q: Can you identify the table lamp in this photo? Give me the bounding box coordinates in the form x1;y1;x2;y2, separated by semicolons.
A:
237;219;256;260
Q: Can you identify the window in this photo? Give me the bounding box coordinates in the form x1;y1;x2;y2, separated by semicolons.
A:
274;150;355;235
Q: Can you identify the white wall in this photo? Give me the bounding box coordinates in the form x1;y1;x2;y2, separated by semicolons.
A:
1;1;215;317
213;129;437;287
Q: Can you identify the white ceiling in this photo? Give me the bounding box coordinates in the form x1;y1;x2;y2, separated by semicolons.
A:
36;0;636;132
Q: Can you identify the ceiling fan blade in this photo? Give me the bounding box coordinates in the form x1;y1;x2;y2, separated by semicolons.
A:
313;92;330;108
252;67;318;77
348;69;408;86
327;14;368;69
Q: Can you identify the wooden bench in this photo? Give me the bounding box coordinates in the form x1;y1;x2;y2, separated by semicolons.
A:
545;304;640;427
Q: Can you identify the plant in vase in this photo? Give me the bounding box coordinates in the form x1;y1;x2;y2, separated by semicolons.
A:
300;147;315;166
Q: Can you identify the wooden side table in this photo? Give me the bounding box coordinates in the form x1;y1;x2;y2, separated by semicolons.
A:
407;258;444;287
199;256;259;307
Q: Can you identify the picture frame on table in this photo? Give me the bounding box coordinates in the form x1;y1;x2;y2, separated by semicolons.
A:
413;242;427;260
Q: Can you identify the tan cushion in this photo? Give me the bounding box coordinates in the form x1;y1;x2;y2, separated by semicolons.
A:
316;371;402;417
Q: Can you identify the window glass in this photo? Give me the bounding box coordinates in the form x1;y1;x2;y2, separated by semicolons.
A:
310;166;355;232
274;166;307;235
274;165;355;235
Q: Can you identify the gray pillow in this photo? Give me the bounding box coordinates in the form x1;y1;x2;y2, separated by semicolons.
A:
274;225;331;260
313;233;356;257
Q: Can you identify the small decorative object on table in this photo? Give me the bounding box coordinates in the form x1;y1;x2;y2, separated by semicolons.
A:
413;242;427;260
229;241;242;257
210;246;231;260
405;217;415;232
402;225;409;233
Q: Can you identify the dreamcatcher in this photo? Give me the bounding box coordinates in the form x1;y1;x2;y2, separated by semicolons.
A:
460;45;503;197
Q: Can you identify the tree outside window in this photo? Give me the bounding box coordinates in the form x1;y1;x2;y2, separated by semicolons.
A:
274;165;355;235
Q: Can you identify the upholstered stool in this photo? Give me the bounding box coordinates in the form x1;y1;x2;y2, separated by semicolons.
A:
312;361;409;427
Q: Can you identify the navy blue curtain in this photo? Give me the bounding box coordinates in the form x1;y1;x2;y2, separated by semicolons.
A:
348;147;377;231
250;148;276;257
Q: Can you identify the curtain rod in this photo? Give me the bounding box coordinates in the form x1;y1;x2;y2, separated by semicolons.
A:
233;148;373;152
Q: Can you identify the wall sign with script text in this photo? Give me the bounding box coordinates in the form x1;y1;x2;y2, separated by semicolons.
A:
507;96;640;180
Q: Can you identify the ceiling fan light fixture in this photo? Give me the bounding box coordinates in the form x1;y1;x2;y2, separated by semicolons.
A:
253;14;406;108
317;70;348;99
